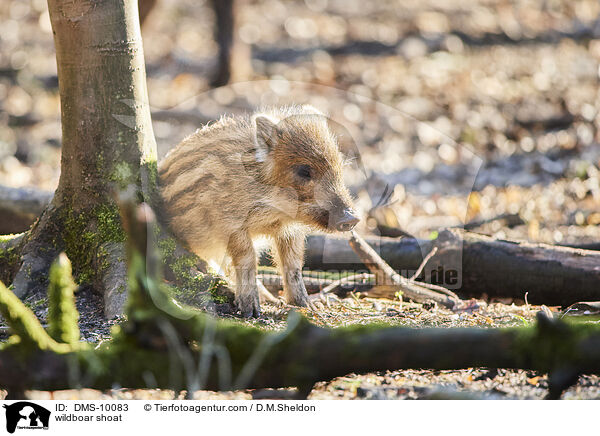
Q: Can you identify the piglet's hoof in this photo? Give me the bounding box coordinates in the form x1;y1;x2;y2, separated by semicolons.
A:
286;293;310;308
235;294;261;318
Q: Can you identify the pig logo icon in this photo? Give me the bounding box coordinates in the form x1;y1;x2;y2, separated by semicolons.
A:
2;402;50;433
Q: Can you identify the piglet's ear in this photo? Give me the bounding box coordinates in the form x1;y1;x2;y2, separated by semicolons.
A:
252;114;278;162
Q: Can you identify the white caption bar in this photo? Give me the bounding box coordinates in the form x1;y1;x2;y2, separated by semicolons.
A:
0;400;591;435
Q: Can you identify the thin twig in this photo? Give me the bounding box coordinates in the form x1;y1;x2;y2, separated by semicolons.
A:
410;246;438;281
348;230;460;309
258;273;331;292
320;273;372;295
257;279;281;305
455;213;524;231
415;281;460;300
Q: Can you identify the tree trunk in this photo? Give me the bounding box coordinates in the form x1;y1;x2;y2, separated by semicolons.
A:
10;0;157;318
210;0;251;87
138;0;157;26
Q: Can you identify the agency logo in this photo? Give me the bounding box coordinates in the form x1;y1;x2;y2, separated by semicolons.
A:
2;402;50;434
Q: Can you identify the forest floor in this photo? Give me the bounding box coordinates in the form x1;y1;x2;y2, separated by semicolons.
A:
1;0;600;399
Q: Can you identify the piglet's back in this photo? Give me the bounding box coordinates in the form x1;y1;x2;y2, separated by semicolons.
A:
157;115;258;257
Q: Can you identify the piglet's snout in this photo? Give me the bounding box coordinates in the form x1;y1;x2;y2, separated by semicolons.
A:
334;209;359;232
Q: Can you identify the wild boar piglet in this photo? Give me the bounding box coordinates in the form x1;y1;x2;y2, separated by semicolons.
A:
159;105;359;316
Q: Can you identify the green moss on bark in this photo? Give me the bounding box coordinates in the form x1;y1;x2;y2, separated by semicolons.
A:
0;233;25;284
109;162;134;191
512;314;599;372
59;203;126;285
0;246;21;283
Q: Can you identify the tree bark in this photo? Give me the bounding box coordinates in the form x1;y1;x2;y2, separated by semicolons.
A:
0;0;227;319
296;230;600;307
210;0;251;87
138;0;157;26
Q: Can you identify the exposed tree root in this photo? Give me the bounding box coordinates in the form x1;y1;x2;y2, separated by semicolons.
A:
96;242;128;319
10;204;61;299
11;251;53;299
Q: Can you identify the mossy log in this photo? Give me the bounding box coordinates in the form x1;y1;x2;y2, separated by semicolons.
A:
1;203;600;398
3;306;600;397
297;230;600;307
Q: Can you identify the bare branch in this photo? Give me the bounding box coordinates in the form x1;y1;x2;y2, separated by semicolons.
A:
348;231;459;309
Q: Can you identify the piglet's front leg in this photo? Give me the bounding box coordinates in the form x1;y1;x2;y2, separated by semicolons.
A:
274;231;309;307
228;230;261;317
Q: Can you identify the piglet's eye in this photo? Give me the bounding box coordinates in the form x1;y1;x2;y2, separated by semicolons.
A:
295;165;312;181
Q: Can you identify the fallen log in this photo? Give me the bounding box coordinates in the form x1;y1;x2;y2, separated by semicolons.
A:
2;304;600;399
0;185;53;234
294;229;600;307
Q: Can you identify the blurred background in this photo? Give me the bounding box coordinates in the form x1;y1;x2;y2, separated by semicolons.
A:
0;0;599;244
